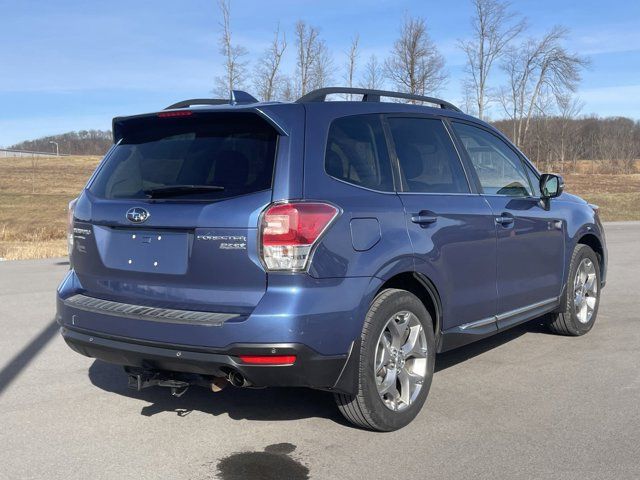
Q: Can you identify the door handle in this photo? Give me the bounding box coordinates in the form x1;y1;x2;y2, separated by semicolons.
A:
411;213;438;226
495;214;514;226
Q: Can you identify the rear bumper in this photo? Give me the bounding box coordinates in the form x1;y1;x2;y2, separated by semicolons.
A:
57;270;381;393
61;325;350;391
57;271;379;356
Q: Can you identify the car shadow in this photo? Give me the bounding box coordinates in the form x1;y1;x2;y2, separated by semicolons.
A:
87;317;550;423
435;318;549;372
88;360;349;425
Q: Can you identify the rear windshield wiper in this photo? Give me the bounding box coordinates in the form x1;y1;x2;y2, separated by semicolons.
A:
143;185;225;198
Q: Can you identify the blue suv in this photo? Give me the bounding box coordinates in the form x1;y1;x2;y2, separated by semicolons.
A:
57;88;607;431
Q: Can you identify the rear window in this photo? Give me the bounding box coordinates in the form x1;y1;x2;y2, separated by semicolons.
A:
90;112;278;200
324;114;394;191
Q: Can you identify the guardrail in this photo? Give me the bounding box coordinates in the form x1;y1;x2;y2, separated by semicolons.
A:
0;149;70;158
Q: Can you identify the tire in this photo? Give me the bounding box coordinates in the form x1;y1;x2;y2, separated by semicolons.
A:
548;244;601;336
335;288;436;431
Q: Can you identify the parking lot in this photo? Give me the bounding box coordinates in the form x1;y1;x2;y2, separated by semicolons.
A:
1;222;638;480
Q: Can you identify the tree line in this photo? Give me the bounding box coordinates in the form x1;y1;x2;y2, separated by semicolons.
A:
11;116;638;175
9;130;112;156
495;116;640;174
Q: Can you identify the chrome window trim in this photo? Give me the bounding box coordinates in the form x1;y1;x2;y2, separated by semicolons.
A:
325;174;397;195
397;191;482;197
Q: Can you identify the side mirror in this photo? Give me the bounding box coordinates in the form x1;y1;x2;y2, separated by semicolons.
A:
540;174;564;199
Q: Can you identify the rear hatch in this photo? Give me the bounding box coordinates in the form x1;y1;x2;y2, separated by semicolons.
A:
71;110;280;314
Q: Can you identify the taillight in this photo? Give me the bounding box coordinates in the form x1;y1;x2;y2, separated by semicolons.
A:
260;202;339;271
67;198;77;257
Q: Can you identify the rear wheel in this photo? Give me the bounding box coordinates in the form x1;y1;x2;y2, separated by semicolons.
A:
335;289;435;431
548;244;601;336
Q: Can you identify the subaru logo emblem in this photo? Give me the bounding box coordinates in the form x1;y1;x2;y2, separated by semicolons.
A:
126;207;150;224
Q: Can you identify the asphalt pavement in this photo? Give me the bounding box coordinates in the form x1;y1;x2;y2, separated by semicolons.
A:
1;222;639;480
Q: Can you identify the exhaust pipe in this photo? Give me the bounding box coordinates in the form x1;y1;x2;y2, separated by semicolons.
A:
228;370;251;387
210;377;228;393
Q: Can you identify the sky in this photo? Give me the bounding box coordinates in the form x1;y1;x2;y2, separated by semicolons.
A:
1;0;639;148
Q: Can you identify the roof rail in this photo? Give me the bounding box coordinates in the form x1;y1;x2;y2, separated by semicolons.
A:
165;90;260;110
296;87;462;112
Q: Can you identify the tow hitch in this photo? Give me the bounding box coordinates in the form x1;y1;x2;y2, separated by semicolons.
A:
126;368;193;397
125;367;237;397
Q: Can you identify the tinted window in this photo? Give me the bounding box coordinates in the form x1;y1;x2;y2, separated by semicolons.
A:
452;122;532;197
524;162;542;197
325;115;394;191
90;113;277;200
388;117;469;193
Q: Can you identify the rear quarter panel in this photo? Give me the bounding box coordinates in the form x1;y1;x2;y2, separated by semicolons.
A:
300;103;414;281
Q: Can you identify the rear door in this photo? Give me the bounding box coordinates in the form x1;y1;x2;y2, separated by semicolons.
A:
71;110;291;313
385;115;498;335
450;121;564;327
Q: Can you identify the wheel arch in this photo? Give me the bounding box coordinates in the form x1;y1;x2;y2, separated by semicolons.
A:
556;232;605;313
332;270;443;395
374;271;442;343
576;233;604;277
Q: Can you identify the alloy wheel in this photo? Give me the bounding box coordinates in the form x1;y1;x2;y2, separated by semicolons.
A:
374;311;428;411
574;258;598;324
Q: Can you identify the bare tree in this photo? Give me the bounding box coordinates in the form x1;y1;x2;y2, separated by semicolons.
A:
279;77;297;102
498;26;588;147
311;39;334;91
294;21;320;96
556;93;584;171
344;35;360;98
385;15;447;98
461;81;478;116
361;54;384;90
459;0;525;120
214;0;249;96
593;117;638;173
253;25;287;101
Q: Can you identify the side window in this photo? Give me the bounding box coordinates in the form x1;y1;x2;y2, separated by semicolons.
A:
325;115;394;191
451;122;532;197
524;162;542;197
388;117;469;193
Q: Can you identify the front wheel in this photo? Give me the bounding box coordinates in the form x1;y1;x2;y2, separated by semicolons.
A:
335;289;435;431
547;244;601;336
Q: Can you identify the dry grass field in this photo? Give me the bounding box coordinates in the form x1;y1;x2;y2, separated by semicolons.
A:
0;156;638;260
0;156;100;260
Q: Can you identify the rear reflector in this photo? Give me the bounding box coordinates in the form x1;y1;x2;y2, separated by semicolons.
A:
157;110;193;118
238;355;297;365
260;202;339;271
67;197;77;257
